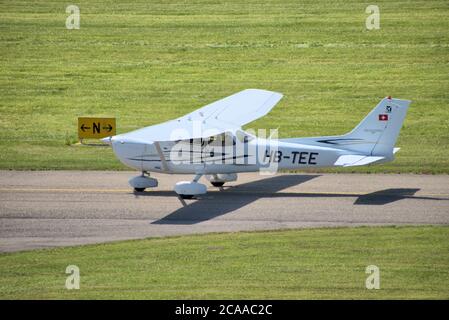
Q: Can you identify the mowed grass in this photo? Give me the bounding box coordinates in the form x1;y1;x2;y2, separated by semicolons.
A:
0;1;448;172
0;226;448;299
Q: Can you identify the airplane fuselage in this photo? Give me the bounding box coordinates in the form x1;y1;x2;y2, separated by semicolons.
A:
111;137;344;175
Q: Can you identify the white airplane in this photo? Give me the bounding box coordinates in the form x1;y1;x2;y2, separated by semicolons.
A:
103;89;410;199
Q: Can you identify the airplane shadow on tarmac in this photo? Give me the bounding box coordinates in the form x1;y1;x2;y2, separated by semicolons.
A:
147;175;446;225
151;174;319;225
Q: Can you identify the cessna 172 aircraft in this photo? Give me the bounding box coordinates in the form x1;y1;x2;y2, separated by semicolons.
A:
103;89;410;199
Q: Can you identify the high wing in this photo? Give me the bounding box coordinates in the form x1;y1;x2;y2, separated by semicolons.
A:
182;89;283;127
113;89;283;142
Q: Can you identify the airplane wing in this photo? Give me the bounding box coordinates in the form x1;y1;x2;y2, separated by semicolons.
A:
114;89;283;142
334;155;385;167
183;89;283;127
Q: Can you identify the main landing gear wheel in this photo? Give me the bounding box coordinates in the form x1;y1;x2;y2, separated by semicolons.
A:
174;174;207;199
134;187;145;192
211;181;225;187
205;174;237;188
179;194;195;200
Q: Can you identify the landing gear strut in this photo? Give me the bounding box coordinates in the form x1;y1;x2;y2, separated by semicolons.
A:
129;171;158;192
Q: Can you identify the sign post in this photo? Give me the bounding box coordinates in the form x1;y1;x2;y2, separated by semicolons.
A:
78;117;116;143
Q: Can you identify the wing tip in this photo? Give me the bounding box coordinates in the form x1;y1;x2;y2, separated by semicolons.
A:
245;88;283;98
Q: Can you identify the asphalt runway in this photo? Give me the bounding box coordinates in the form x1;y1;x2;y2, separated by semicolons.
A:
0;171;448;252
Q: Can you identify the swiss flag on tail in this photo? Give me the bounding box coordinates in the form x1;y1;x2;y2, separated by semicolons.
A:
378;114;388;121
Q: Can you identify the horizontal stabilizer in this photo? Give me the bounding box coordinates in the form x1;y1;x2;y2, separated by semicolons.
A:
334;155;385;167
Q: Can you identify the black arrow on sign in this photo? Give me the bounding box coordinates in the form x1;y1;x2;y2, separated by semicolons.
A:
80;124;91;132
102;124;113;132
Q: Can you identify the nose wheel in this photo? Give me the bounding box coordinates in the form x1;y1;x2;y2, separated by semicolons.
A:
129;172;158;192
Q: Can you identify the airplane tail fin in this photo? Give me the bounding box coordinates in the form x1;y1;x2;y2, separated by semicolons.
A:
310;97;411;157
343;97;411;156
280;97;411;158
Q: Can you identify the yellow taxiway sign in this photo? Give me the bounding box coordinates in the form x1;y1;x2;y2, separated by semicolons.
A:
78;117;116;139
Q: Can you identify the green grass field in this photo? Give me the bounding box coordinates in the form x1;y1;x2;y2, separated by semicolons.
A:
0;0;448;172
0;226;448;299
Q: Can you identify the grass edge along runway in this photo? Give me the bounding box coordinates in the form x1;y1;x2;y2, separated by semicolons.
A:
0;225;448;299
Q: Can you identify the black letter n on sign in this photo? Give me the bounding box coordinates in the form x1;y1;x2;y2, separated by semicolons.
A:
93;122;100;134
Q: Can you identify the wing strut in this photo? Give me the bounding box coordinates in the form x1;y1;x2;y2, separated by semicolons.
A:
154;142;170;172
